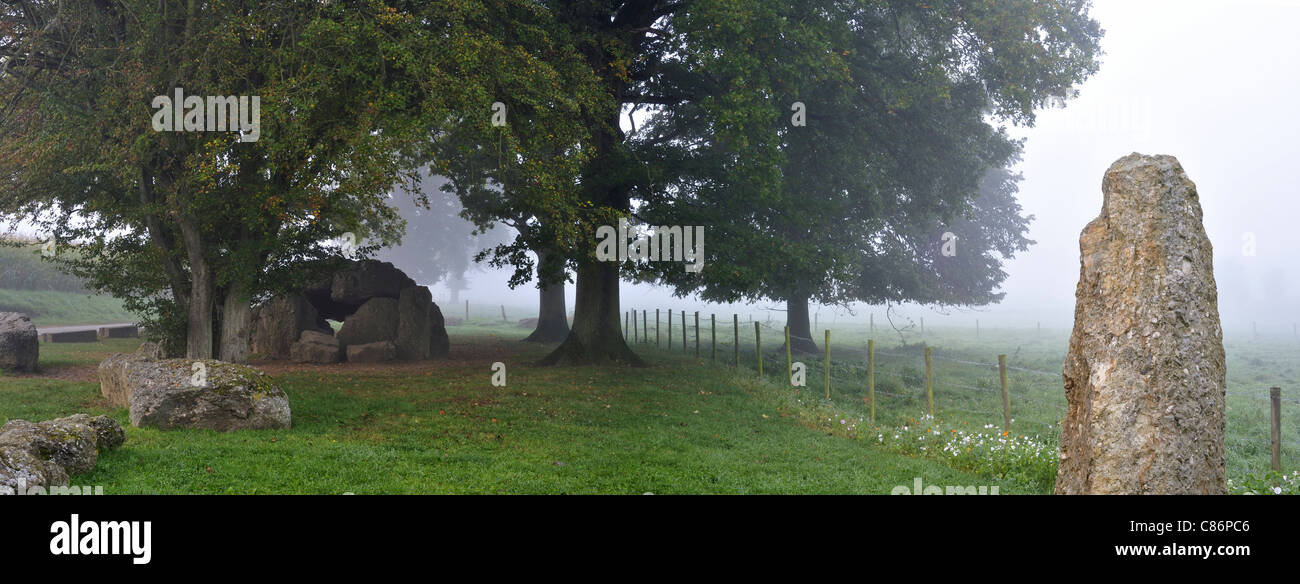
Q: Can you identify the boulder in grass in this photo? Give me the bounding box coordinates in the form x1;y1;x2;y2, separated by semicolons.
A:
98;341;173;407
98;354;143;408
0;312;38;372
290;330;342;364
124;359;291;431
0;414;124;494
346;341;396;363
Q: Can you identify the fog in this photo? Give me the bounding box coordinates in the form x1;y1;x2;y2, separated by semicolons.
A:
5;1;1294;337
416;0;1300;337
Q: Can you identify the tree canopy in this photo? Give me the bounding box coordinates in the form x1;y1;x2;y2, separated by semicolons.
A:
2;0;1103;367
445;0;1102;359
0;0;590;359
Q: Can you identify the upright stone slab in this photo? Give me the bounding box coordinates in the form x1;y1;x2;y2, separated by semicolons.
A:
250;294;329;359
0;312;38;372
337;297;399;350
395;286;434;361
1057;153;1225;494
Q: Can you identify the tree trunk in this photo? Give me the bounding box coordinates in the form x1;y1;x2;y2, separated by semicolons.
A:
538;26;641;366
140;163;188;313
523;248;570;343
219;279;252;363
185;260;215;359
538;260;642;365
179;217;214;360
785;294;821;354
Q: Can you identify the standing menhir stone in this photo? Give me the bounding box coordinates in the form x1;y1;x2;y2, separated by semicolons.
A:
1057;153;1225;494
0;312;39;372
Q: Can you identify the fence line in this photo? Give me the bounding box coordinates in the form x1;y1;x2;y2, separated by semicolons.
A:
629;309;1292;473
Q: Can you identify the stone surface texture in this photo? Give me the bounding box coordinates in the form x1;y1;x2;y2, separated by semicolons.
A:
1057;153;1226;494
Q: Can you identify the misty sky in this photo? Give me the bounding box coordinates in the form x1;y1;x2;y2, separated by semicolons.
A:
449;0;1300;334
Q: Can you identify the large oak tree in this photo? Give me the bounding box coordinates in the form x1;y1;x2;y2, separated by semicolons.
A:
0;0;579;360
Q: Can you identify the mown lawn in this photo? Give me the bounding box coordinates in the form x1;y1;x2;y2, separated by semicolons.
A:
0;331;1030;494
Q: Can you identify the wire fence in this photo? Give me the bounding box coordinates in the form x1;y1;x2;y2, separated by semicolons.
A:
624;308;1298;474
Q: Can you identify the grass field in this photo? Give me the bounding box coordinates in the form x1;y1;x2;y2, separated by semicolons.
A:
616;310;1300;490
0;288;136;325
4;317;1293;494
0;330;1027;494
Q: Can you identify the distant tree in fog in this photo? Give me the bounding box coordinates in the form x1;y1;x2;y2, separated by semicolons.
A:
375;173;509;303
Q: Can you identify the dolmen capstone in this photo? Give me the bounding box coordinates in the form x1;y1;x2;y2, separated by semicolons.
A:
1057;153;1226;494
0;414;124;494
0;312;38;372
250;260;448;363
98;342;291;431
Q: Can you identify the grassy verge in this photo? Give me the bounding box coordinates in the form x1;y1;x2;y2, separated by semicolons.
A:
629;318;1299;492
1;332;1029;494
0;288;136;325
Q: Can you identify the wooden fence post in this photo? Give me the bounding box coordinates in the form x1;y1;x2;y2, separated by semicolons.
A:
632;308;638;342
824;329;831;399
924;346;933;416
643;311;647;344
668;308;672;348
733;314;739;367
999;354;1010;433
867;339;875;424
920;317;924;335
785;325;792;385
465;300;469;323
711;314;716;362
694;311;700;358
755;321;763;377
625;311;629;339
976;319;980;339
1272;387;1282;472
682;310;687;353
656;309;660;347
